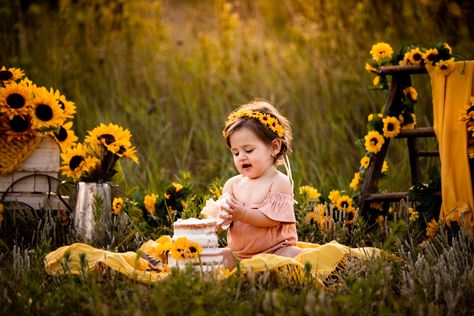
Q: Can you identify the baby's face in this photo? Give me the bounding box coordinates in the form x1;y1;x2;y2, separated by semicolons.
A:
229;127;275;179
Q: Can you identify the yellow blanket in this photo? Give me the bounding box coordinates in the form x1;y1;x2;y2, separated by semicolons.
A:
44;239;381;285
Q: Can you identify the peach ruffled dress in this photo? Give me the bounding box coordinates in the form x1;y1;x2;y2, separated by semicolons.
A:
227;191;298;260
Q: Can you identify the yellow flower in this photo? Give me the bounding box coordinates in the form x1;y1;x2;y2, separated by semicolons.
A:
172;182;183;192
187;241;202;258
52;121;78;151
376;215;385;225
443;42;452;54
349;172;361;191
373;75;381;86
318;215;335;234
50;88;76;119
60;143;99;180
368;114;374;121
170;237;190;260
336;195;353;209
365;63;377;73
360;156;370;169
402;113;417;129
364;131;385;154
328;190;341;205
304;211;316;224
408;207;419;221
30;86;67;130
435;58;455;75
344;206;357;225
370;202;383;211
112;197;124;215
426;219;438;239
299;185;321;201
3;114;37;141
423;48;438;65
383;116;401;138
0;66;25;83
370;42;393;61
144;193;158;216
403;86;418;101
403;47;424;65
0;82;33;119
382;160;389;174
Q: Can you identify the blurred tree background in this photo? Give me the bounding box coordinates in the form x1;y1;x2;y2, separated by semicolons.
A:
1;0;473;194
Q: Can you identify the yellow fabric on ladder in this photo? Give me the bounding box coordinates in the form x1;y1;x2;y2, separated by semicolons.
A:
427;61;474;226
44;240;381;285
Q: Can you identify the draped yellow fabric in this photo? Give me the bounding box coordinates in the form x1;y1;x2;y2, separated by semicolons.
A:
44;240;381;285
427;61;474;226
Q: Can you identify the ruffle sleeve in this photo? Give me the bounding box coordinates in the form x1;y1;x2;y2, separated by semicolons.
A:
257;191;296;223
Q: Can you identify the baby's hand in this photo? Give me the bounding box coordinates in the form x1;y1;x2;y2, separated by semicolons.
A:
221;197;247;222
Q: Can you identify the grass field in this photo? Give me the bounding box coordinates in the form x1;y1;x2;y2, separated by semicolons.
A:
1;0;474;314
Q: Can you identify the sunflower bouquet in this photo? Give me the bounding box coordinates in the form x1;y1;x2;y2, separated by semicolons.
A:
0;66;77;174
60;123;138;183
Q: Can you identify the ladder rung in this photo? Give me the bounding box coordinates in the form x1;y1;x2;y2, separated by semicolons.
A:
365;192;408;202
378;65;427;75
416;150;439;157
396;127;435;138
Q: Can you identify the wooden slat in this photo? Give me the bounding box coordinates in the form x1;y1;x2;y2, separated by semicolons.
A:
378;65;427;75
365;192;408;202
396;127;436;138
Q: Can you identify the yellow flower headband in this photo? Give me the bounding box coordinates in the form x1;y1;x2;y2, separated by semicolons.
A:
224;109;285;137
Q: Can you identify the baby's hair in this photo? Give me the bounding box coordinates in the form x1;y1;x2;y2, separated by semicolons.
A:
223;100;292;165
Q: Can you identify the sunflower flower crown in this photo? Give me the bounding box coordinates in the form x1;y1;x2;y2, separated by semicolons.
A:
223;109;285;137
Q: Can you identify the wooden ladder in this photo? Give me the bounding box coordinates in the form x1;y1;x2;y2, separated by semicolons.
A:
358;65;438;214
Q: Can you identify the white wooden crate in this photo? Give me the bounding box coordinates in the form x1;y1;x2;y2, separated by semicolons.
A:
0;136;61;209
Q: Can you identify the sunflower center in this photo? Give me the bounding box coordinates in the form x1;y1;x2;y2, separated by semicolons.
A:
427;53;436;61
9;115;29;132
370;137;378;145
54;126;68;141
341;201;349;208
7;93;26;109
388;123;394;131
440;64;448;70
189;246;197;253
35;104;53;121
346;211;354;220
0;70;13;81
69;155;84;170
413;53;422;61
118;145;126;155
98;134;115;145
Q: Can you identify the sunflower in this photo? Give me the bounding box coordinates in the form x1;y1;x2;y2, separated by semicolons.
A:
370;42;393;62
172;182;183;192
360;156;370;169
383;116;401;138
364;131;385;154
382;160;389;174
344;206;357;225
435;58;455;75
144;193;158;216
336;195;353;209
112;197;124;215
0;82;33;119
52;121;78;150
373;75;381;86
60;143;99;180
423;48;438;65
170;237;190;260
187;241;202;258
0;66;24;83
402;113;417;129
31;87;66;130
442;42;452;54
328;190;341;205
403;47;424;65
403;86;418;101
299;185;321;201
426;219;438;239
349;172;361;191
365;63;377;73
51;88;76;119
4;115;37;141
85;123;133;153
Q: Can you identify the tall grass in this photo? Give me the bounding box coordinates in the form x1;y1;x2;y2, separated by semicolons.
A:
2;0;473;194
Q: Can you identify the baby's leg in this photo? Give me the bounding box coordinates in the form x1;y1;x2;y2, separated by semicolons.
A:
222;248;236;270
274;246;302;258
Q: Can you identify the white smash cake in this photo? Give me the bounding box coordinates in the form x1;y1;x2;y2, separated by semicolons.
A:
168;217;224;272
